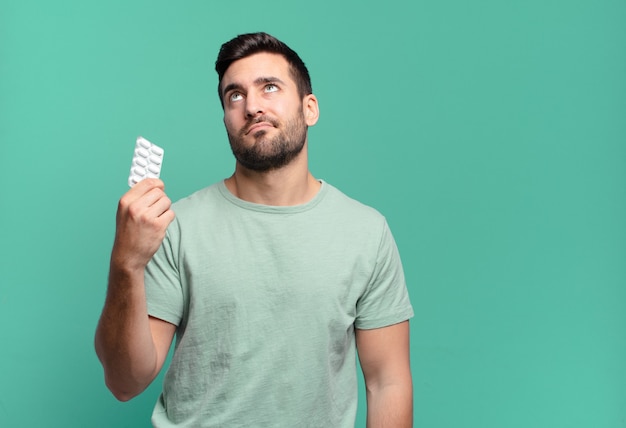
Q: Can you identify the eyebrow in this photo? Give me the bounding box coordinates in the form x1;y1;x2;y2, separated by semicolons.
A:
221;76;286;99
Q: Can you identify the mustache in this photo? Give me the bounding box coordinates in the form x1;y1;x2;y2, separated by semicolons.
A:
241;116;280;135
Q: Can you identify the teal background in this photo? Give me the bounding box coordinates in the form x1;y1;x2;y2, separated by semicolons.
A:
1;0;625;426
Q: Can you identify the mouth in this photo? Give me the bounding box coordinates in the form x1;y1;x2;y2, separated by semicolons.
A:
245;122;274;135
244;117;278;135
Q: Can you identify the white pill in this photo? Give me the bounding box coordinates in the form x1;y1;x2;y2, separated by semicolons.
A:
133;166;147;176
149;155;162;165
135;157;148;167
128;136;165;187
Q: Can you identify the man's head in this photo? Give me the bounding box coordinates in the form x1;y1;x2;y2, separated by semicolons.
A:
215;32;312;107
215;33;319;173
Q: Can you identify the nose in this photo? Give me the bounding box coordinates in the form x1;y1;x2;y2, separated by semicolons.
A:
244;92;264;118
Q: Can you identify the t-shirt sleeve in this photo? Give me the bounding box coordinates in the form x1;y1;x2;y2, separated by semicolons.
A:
354;219;414;330
144;221;184;327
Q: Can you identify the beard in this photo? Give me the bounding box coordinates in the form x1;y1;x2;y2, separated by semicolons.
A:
227;112;308;172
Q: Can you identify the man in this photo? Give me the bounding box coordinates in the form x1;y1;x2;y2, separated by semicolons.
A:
95;32;414;427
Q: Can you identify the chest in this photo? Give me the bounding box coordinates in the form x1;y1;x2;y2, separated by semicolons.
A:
176;214;377;329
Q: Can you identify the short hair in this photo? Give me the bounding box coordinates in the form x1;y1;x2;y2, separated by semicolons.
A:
215;32;312;107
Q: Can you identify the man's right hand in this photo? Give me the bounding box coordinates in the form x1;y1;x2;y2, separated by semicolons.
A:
111;178;175;272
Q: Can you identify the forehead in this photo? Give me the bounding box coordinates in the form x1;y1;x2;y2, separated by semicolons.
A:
221;52;295;89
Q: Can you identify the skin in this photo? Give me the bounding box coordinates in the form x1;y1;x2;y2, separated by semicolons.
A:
94;178;176;401
95;52;413;425
357;321;413;427
220;52;321;206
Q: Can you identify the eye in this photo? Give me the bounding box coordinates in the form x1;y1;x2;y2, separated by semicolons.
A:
264;84;278;93
229;92;243;102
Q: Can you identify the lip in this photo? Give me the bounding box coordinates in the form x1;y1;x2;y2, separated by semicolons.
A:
245;122;274;135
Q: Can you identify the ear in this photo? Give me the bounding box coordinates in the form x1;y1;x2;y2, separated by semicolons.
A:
303;94;319;126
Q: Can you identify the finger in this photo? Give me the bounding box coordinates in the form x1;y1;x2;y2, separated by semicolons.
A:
146;193;173;219
156;207;176;229
125;191;166;224
128;178;165;200
120;179;165;212
140;187;169;210
132;177;164;190
127;179;163;199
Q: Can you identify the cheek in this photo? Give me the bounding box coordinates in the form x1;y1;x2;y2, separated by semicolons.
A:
223;115;239;134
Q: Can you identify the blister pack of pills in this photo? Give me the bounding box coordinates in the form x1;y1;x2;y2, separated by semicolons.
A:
128;136;164;187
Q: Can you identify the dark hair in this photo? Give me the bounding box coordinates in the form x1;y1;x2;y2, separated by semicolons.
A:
215;32;312;106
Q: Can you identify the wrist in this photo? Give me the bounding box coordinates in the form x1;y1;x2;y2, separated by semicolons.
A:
109;252;147;280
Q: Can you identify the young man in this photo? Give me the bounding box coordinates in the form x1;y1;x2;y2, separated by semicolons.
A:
95;32;414;427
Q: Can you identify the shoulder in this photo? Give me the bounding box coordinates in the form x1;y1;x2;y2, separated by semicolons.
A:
170;182;223;216
321;181;386;223
315;182;392;243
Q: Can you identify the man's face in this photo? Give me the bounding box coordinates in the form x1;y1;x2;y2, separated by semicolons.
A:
220;52;316;172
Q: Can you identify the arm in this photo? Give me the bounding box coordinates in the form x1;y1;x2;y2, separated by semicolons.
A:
356;320;413;428
94;179;176;401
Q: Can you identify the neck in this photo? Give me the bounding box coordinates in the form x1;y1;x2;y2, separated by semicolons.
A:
224;143;320;206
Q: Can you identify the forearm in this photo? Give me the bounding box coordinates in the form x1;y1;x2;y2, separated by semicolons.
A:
95;262;159;401
365;381;413;428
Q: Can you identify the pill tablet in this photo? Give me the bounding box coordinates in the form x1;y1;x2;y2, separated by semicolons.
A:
128;136;164;187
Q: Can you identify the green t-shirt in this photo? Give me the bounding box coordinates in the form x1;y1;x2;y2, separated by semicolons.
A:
145;180;414;427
